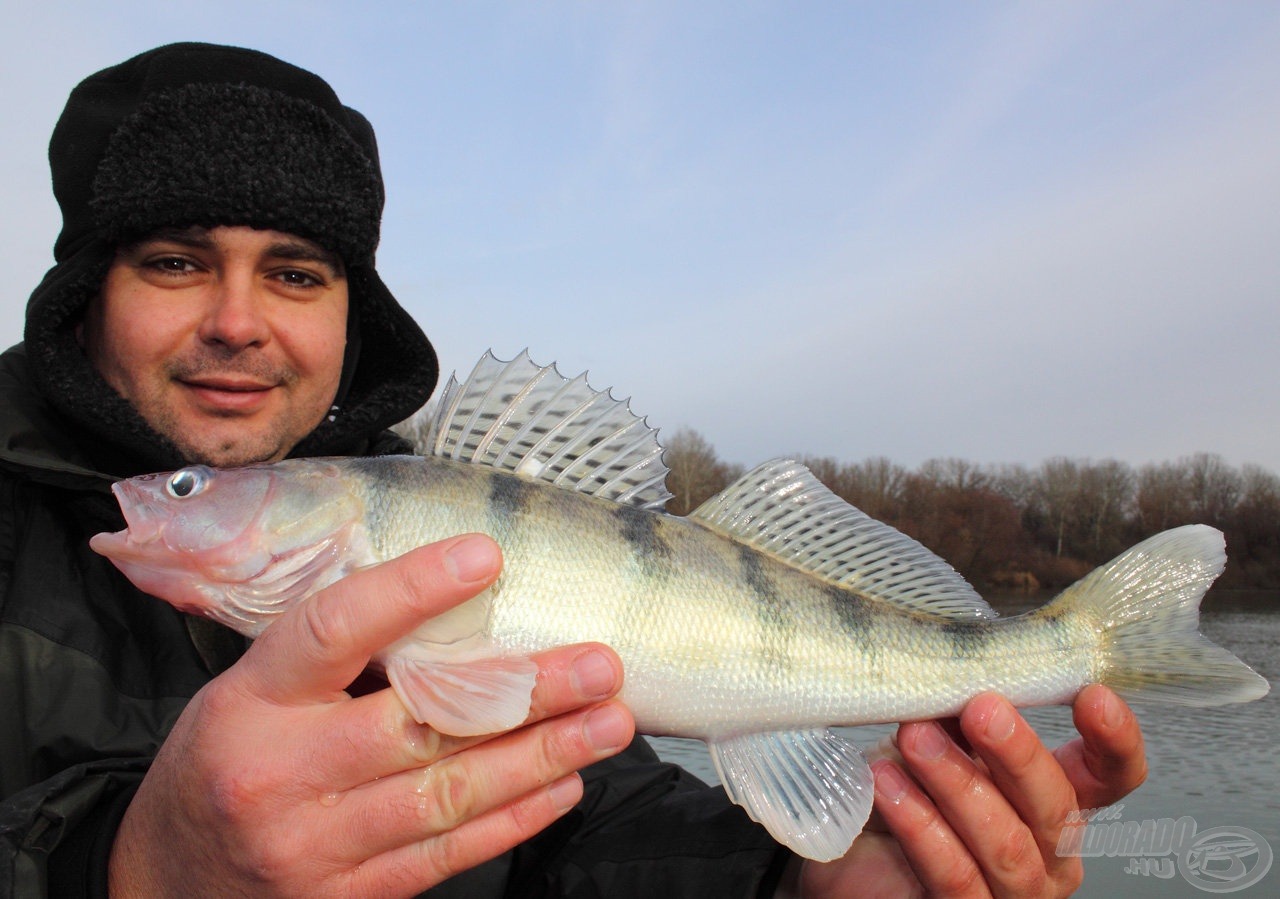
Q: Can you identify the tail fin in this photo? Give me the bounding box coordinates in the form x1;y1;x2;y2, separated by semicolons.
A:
1048;525;1269;706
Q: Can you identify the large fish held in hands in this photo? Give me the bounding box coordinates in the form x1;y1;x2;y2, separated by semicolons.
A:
91;350;1269;861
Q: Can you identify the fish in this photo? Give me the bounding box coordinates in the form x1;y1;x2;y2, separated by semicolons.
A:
90;349;1270;861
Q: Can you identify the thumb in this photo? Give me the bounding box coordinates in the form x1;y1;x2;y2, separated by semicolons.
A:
234;534;502;706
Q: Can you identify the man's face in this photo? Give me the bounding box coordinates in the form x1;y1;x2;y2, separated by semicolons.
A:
81;225;349;467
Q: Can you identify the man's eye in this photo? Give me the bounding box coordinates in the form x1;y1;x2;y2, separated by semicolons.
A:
146;256;197;274
276;270;323;288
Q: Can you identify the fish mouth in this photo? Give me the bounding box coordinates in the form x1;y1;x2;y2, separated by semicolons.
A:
108;477;170;545
88;476;182;565
87;530;213;617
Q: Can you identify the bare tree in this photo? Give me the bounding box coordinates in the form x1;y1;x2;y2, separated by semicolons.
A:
846;456;908;521
1076;460;1136;558
1033;457;1082;558
1185;452;1242;526
1134;453;1239;532
989;463;1036;510
797;455;908;521
916;458;990;494
1136;461;1191;531
663;427;743;516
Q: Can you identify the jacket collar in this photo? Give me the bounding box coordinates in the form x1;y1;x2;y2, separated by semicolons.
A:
0;344;117;491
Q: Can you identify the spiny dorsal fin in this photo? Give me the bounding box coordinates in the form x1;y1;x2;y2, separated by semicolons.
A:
690;459;997;619
424;350;673;510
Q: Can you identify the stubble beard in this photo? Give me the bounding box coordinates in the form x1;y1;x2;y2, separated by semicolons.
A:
152;352;310;467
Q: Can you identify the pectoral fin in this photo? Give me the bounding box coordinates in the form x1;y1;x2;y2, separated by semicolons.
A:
708;729;874;862
385;652;539;737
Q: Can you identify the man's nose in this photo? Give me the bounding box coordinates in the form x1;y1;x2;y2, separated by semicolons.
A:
197;275;270;349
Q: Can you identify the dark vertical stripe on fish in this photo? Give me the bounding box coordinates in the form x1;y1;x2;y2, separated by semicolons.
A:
940;620;992;659
486;470;536;538
824;583;880;670
610;505;672;580
608;507;676;648
737;544;795;675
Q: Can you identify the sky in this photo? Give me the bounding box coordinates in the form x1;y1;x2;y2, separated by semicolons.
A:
3;1;1278;475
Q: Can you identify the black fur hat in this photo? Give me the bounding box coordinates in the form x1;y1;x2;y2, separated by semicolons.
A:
25;42;438;472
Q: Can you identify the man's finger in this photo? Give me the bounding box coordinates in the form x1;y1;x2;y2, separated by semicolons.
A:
314;642;626;787
344;773;587;896
322;700;634;866
869;754;982;896
961;692;1082;884
238;534;502;704
1054;684;1148;811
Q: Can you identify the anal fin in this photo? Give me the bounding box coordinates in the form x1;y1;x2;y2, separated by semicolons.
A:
708;729;873;862
385;651;539;737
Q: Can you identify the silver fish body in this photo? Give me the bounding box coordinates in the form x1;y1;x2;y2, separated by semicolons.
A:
309;454;1096;738
91;351;1270;861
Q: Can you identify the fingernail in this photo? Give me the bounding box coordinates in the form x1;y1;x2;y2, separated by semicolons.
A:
1101;690;1127;730
984;699;1016;743
875;762;910;804
865;733;903;766
911;721;949;760
549;775;582;813
571;650;618;700
443;536;497;584
583;704;631;753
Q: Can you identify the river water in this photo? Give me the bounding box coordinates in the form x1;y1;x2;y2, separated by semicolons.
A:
647;591;1279;897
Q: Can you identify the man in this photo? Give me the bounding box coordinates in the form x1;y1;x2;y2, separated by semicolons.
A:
0;43;1146;896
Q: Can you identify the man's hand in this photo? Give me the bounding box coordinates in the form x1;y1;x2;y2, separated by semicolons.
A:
108;534;634;897
799;686;1147;898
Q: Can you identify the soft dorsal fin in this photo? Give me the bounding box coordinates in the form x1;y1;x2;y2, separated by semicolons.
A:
690;459;997;619
424;350;673;510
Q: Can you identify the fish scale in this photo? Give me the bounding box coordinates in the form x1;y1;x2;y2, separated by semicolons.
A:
91;349;1270;862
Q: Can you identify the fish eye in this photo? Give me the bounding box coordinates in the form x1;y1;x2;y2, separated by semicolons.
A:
166;466;212;499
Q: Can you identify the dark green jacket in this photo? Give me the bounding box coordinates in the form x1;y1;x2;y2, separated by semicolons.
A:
0;345;787;898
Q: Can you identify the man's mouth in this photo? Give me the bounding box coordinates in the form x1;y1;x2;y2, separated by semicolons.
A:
181;377;278;411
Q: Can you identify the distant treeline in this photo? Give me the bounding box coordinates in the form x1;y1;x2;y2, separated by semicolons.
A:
662;428;1280;593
